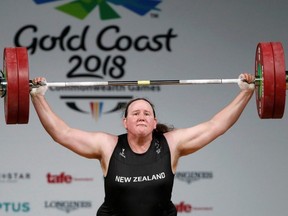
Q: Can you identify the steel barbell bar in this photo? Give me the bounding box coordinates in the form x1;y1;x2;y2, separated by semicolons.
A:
31;78;254;88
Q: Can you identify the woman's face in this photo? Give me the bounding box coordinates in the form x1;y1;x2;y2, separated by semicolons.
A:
123;100;157;137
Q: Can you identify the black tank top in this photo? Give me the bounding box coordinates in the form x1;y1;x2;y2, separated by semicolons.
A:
97;133;177;216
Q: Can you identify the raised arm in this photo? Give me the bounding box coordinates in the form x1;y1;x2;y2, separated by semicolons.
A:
30;77;117;160
165;73;255;161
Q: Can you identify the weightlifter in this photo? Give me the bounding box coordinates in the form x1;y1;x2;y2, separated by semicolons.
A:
30;73;254;216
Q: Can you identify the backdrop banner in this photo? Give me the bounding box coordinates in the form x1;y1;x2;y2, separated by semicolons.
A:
0;0;288;215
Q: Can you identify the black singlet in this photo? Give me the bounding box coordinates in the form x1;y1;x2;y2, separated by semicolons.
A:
97;133;177;216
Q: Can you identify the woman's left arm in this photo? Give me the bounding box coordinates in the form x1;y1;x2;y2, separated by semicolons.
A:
165;73;255;158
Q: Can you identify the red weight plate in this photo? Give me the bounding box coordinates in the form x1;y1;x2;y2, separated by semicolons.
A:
271;42;286;118
16;47;30;124
4;48;19;124
255;43;275;118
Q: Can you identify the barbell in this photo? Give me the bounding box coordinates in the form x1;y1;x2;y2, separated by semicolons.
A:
0;42;287;124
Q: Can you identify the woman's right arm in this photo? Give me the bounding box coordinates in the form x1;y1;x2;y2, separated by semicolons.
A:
30;77;117;160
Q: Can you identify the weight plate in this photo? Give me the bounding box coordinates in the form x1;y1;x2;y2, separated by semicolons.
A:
255;42;275;118
271;42;286;118
16;47;30;123
4;48;19;124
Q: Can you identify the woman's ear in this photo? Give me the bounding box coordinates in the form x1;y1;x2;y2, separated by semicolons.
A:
123;118;127;129
154;118;158;129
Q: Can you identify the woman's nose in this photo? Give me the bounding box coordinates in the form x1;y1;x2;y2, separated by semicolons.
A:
137;114;145;121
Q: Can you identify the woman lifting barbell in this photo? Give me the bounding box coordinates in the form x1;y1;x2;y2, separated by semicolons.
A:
30;73;254;216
